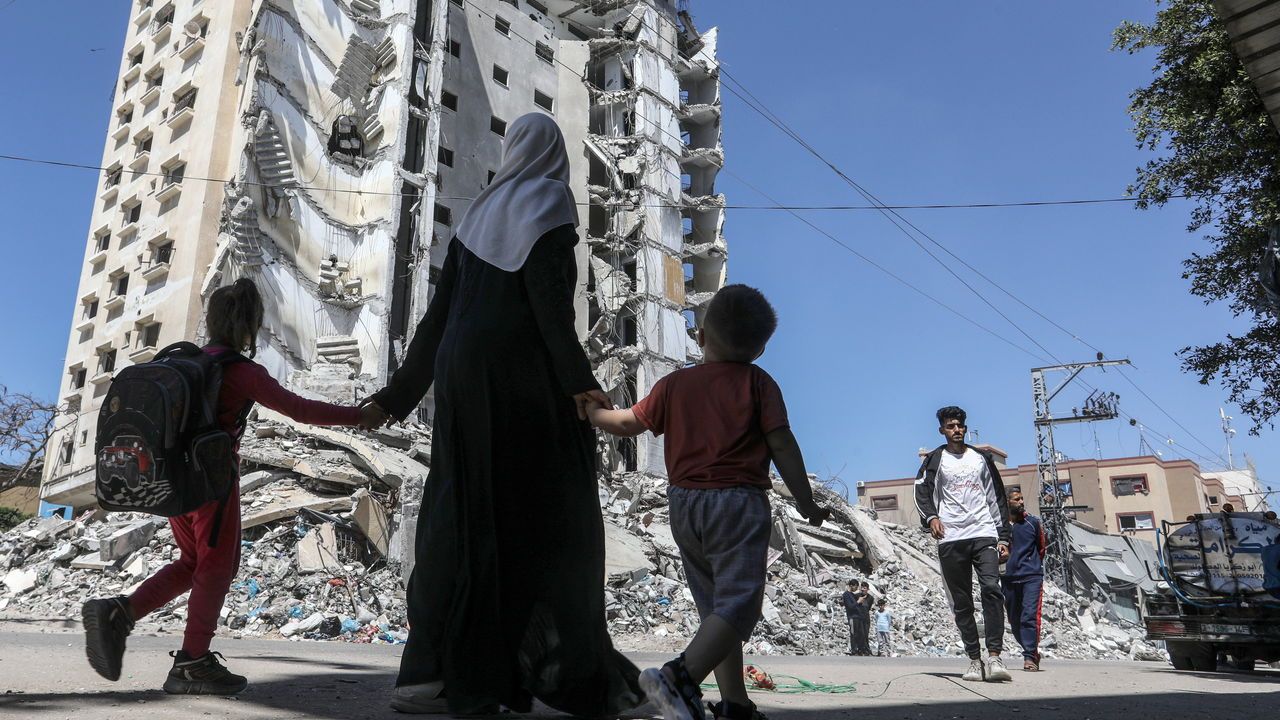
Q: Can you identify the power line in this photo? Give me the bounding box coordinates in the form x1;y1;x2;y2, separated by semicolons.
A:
712;59;1235;468
0;152;1224;211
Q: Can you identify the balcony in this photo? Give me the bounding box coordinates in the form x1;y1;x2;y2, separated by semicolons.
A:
111;123;131;142
166;104;194;129
41;464;96;510
141;83;162;105
178;35;205;60
151;20;172;44
130;151;150;172
134;7;152;27
90;370;114;386
129;346;158;363
100;184;119;205
142;259;171;281
156;179;182;202
74;316;96;333
89;244;110;265
104;294;126;312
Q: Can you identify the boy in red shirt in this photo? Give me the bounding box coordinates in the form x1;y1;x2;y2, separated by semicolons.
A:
588;284;827;720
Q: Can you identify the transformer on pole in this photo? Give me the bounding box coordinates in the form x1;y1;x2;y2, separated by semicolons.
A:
1031;357;1130;594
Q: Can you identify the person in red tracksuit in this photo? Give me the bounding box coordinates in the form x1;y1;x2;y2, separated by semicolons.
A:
81;279;387;695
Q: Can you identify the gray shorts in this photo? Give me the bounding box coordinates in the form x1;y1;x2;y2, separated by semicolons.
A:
669;485;771;641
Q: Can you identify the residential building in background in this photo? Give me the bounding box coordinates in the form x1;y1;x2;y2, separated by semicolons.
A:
859;446;1268;534
42;0;725;511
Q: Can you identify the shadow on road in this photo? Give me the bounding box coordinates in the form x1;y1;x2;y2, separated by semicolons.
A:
4;666;1280;720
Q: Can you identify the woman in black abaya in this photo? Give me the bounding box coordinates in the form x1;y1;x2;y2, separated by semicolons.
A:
372;113;642;716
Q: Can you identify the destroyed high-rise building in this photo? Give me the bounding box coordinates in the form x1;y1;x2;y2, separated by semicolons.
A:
42;0;726;510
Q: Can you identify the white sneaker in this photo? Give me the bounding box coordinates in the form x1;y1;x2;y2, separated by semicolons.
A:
985;655;1012;682
962;658;985;682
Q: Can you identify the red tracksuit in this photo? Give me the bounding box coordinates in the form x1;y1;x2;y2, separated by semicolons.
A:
128;346;360;656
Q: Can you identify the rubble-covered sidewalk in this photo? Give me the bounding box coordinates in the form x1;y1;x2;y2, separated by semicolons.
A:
2;408;1164;663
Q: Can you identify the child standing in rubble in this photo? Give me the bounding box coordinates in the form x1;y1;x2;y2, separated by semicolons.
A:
587;284;829;720
81;279;385;695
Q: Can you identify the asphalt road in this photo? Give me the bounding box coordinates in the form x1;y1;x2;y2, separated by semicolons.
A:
1;628;1277;719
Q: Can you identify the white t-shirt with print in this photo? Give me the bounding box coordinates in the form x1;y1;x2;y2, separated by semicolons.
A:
936;448;998;544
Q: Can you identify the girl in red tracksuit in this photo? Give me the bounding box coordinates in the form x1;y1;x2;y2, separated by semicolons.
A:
81;279;383;695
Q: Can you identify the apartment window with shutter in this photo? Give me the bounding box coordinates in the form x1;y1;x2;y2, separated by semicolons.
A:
434;204;452;226
1117;512;1155;531
493;65;509;86
534;89;554;112
114;274;130;298
871;496;899;511
438;146;454;167
441;90;458;111
490;116;507;136
536;42;553;65
495;16;510;36
449;39;461;57
1111;475;1149;496
72;368;87;390
529;0;547;13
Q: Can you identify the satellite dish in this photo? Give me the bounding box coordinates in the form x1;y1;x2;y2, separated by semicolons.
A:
183;20;204;39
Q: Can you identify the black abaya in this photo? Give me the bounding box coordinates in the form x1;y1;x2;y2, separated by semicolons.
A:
373;225;642;716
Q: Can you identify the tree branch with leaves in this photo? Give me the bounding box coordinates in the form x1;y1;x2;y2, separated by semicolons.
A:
1115;0;1280;433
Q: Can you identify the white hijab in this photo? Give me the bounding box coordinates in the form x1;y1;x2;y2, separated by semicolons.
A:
454;113;579;272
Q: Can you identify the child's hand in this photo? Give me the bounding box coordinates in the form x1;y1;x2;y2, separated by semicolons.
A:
573;389;613;421
801;501;830;527
358;400;390;430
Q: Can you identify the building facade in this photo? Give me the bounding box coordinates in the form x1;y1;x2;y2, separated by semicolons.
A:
860;448;1260;535
43;0;726;510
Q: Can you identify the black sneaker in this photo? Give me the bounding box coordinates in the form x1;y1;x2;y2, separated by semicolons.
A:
639;655;706;720
709;699;768;720
162;650;249;695
82;596;134;681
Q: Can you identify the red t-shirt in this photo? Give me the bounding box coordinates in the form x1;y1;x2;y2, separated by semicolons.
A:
632;362;790;489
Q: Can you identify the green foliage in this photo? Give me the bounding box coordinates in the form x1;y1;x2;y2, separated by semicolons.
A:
0;506;31;532
1115;0;1280;433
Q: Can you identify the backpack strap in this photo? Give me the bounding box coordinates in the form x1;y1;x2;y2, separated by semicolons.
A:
155;341;202;361
204;350;251;549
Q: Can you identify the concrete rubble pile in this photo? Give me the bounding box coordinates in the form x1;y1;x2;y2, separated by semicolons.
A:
3;409;1165;662
598;478;1168;663
0;405;431;646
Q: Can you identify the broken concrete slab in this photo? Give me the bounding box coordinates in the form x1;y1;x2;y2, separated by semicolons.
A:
240;470;282;494
70;554;114;571
352;489;390;557
604;521;653;575
258;407;428;489
2;568;38;595
296;523;343;574
242;486;351;529
101;520;158;562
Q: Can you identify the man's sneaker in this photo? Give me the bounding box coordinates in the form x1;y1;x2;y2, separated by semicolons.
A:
961;658;985;682
708;699;768;720
82;596;134;681
638;656;707;720
162;650;248;695
985;655;1012;682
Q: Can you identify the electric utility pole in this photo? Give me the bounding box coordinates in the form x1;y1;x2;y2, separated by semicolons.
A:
1031;357;1130;594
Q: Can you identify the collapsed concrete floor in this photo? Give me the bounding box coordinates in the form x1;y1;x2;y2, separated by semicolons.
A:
2;409;1165;662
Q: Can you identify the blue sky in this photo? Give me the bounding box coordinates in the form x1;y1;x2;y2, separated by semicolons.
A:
0;1;1273;501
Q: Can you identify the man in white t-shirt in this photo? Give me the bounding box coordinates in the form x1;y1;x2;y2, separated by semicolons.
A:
914;406;1013;683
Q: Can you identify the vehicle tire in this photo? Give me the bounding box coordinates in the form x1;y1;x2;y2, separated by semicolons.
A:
1169;652;1194;670
1167;641;1216;671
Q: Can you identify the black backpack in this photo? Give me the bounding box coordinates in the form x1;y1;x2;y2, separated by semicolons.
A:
94;342;249;522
